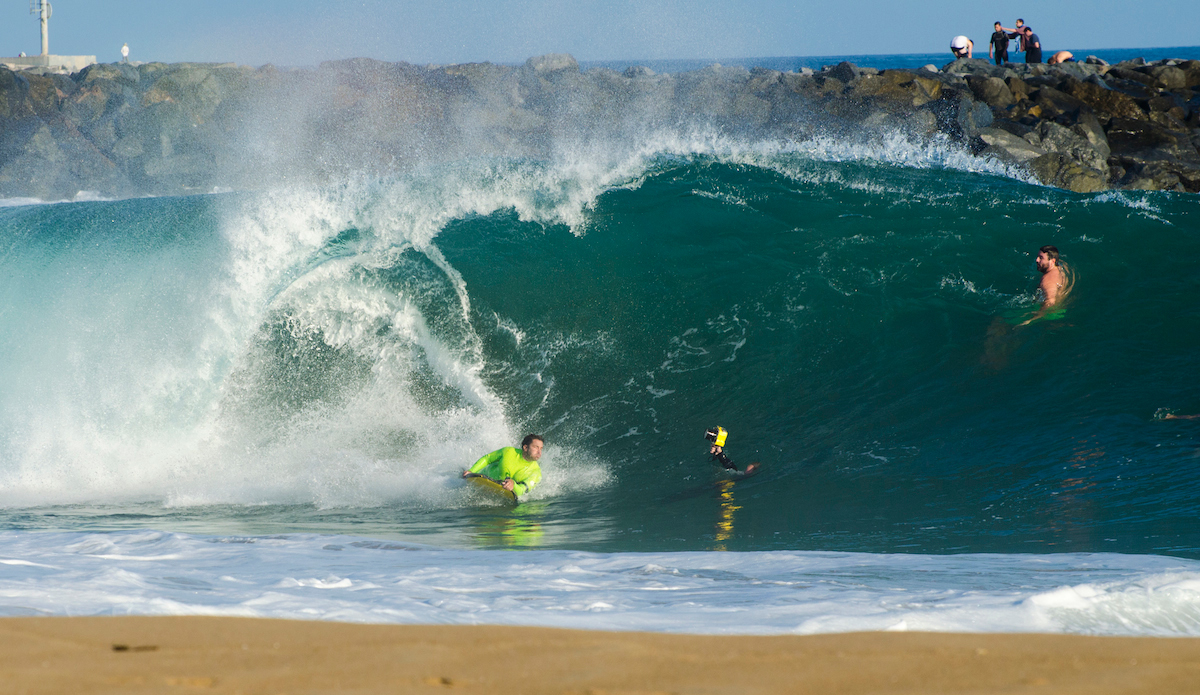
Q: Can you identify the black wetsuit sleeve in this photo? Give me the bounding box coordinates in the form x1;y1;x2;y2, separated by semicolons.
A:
713;450;739;472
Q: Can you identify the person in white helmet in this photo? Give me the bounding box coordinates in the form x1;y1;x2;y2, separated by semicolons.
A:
950;35;973;59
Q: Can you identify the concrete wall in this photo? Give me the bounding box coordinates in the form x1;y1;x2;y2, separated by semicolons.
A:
0;54;96;73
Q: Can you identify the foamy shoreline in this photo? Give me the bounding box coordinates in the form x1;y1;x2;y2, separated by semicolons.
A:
4;617;1196;694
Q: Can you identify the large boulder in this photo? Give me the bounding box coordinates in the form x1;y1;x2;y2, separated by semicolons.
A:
977;126;1046;164
1030;152;1108;192
927;89;993;139
966;75;1015;109
826;61;861;83
525;53;579;74
1032;120;1108;171
1106;117;1200;164
0;68;37;119
1119;161;1185;191
942;58;1002;77
0;117;133;200
850;71;938;110
21;72;64;117
1071;110;1111;161
1104;78;1159;105
77;62;139;87
1066;80;1146;121
1046;62;1103;82
1179;61;1200;88
1108;67;1156;86
1032;85;1088;120
878;70;943;106
1141;65;1187;90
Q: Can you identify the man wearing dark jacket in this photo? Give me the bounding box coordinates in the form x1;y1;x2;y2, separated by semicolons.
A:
989;22;1010;65
1022;26;1042;63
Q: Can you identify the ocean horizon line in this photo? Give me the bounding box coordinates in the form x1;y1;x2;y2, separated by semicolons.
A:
96;44;1197;72
574;45;1200;73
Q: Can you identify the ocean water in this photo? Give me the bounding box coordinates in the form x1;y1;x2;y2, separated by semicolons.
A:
2;64;1200;635
582;45;1200;73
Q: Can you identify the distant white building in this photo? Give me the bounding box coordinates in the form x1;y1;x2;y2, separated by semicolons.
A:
1;2;96;74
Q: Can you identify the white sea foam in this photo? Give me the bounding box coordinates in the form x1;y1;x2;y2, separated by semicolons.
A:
1;530;1197;636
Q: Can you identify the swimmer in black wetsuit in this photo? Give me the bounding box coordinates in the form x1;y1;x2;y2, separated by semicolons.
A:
704;426;759;475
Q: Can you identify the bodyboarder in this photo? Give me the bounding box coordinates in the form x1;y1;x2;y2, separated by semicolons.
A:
463;434;544;497
704;426;759;476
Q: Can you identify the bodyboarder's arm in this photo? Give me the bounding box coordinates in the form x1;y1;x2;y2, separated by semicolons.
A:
465;449;503;476
509;465;542;496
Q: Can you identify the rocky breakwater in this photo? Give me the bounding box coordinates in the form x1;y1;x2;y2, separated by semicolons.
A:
948;56;1200;193
0;61;260;199
778;56;1200;193
1;54;1198;200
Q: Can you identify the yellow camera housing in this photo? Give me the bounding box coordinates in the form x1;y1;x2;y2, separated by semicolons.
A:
713;426;727;447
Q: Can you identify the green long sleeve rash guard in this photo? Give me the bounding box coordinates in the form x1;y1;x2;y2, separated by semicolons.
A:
468;447;542;496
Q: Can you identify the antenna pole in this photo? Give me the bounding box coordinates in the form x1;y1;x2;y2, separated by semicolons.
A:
40;1;51;56
30;1;54;56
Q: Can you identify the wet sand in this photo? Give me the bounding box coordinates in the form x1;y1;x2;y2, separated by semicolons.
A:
3;617;1198;694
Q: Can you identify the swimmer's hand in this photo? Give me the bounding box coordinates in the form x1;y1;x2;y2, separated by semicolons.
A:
1018;307;1050;326
501;478;516;492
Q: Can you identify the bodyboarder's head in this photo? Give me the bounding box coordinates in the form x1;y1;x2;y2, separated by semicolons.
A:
521;434;545;461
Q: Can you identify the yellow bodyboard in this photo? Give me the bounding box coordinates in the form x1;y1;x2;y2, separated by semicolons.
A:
465;473;519;505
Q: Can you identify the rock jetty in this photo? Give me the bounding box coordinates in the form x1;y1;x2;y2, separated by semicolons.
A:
1;54;1197;200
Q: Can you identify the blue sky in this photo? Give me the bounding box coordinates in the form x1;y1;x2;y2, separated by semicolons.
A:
2;0;1197;66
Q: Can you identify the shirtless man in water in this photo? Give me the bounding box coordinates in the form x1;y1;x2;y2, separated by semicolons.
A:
1017;245;1068;326
1035;245;1065;307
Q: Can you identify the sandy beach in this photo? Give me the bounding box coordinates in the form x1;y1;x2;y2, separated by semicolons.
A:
2;617;1197;694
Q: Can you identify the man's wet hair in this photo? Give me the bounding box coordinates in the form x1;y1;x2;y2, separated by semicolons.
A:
522;434;544;447
1039;245;1060;262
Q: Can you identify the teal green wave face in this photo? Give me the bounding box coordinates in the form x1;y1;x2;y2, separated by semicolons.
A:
439;160;1200;554
1;157;1199;556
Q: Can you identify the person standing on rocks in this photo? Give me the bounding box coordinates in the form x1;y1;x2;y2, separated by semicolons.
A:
989;22;1010;65
121;43;129;63
950;36;974;59
1001;19;1025;54
1021;27;1043;63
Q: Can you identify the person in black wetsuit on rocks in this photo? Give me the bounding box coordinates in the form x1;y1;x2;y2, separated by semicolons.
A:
989;22;1009;65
